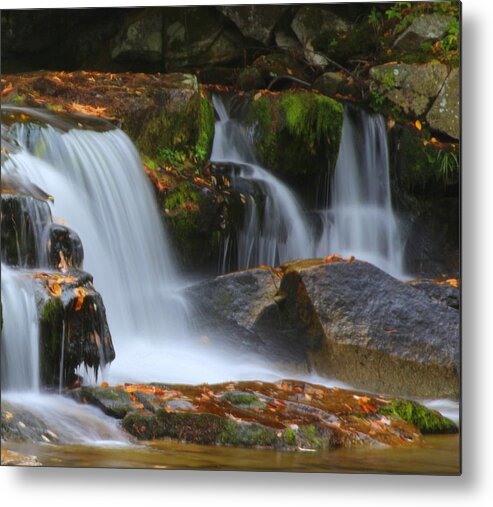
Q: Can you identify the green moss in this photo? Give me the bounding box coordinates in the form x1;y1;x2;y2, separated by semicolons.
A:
39;297;64;386
131;93;215;170
222;392;260;406
283;427;297;446
298;425;323;449
380;400;458;434
247;92;343;179
195;97;215;162
218;420;278;448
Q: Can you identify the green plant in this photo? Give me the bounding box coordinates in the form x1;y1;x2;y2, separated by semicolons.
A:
157;147;186;168
385;2;411;21
441;18;460;52
437;149;459;187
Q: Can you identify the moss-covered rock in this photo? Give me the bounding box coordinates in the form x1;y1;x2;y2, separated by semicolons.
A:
162;180;223;269
379;400;458;434
245;91;343;182
77;379;441;451
36;272;115;388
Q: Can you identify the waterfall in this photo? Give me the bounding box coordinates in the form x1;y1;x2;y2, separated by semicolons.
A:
4;116;284;385
211;95;314;271
0;265;40;391
316;106;404;278
211;96;404;278
10;124;189;341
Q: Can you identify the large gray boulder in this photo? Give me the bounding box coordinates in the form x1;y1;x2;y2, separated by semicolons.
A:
370;62;448;116
426;68;460;140
277;260;459;398
394;14;454;51
218;5;287;46
184;268;280;331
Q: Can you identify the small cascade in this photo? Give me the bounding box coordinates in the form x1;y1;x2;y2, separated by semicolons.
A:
316;107;404;278
9;123;190;341
211;95;314;271
211;96;405;278
0;265;40;391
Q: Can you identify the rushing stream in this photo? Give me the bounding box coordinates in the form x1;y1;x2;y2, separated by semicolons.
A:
1;107;457;460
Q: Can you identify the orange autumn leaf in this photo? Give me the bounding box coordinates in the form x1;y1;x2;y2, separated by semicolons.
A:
100;382;109;388
324;254;356;264
415;120;422;131
2;82;14;97
47;280;62;298
73;287;88;311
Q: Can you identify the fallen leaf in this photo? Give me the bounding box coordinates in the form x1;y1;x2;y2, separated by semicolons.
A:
415;120;422;131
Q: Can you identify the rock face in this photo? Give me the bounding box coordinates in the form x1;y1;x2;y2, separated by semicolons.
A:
277;260;459;398
164;7;243;70
370;62;448;116
47;224;84;271
111;10;163;63
394;14;454;51
426;68;459;140
291;6;349;67
408;280;460;310
70;379;457;451
218;5;287;45
185;268;280;331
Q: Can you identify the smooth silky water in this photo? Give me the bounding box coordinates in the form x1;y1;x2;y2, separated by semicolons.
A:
1;109;458;470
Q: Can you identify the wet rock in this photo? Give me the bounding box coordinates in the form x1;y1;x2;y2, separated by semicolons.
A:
218;5;287;46
75;379;457;450
0;194;52;268
47;223;84;271
370;62;448;116
244;90;343;181
184;267;280;331
278;260;460;398
426;68;459;140
1;401;60;445
236;66;266;91
394;14;454;51
1;449;42;466
407;280;459;310
111;10;163;63
34;271;115;388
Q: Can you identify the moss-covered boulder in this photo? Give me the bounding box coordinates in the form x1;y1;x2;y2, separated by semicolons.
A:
161;180;223;270
35;271;115;388
1;71;216;172
370;62;448;117
74;379;458;450
244;91;343;183
426;67;459;140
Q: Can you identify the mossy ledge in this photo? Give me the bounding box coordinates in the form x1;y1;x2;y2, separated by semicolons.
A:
379;400;458;434
245;91;344;183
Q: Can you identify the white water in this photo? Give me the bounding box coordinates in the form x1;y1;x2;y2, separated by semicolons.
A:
5;121;298;386
0;265;40;391
212;96;405;278
211;95;314;271
316;107;405;278
3;392;128;445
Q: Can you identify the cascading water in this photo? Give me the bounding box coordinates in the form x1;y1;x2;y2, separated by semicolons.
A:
4;115;288;385
211;96;405;278
0;265;40;391
211;95;314;271
316;106;405;278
